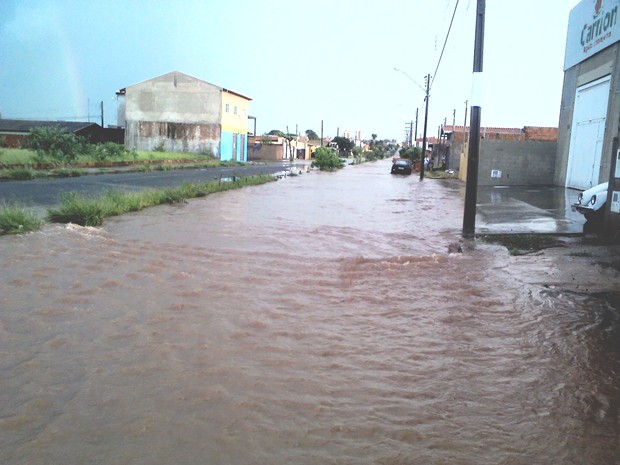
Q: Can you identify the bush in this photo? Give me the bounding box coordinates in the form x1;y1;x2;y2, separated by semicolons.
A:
311;147;345;171
86;142;129;161
24;127;87;163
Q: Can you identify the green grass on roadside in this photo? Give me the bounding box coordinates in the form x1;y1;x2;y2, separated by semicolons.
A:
0;147;231;166
0;148;39;165
1;167;37;180
47;175;276;227
0;203;44;235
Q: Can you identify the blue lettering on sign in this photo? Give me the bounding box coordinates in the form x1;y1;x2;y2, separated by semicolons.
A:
581;6;618;47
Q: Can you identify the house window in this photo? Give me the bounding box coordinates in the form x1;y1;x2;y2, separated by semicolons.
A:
234;106;238;115
226;104;230;113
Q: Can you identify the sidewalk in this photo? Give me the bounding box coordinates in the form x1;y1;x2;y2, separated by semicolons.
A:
473;185;586;235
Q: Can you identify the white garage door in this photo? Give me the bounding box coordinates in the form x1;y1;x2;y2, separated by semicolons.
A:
565;75;611;190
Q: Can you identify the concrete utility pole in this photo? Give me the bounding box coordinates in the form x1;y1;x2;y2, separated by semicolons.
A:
463;0;485;236
420;74;431;181
463;100;468;144
100;101;104;127
321;120;324;147
407;121;414;146
414;108;419;148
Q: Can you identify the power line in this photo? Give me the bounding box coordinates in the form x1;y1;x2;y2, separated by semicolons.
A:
430;0;461;90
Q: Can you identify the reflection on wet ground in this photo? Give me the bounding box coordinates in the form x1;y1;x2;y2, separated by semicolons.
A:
474;184;586;234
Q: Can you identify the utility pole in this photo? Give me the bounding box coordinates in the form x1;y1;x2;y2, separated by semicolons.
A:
321;120;324;147
463;99;468;145
409;121;413;146
100;101;104;127
463;0;485;236
420;74;430;181
414;108;419;148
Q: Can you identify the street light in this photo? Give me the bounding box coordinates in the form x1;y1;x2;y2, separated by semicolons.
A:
393;68;426;93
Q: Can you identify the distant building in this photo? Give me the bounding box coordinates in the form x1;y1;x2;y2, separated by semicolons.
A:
0;119;123;148
116;71;251;161
247;135;314;161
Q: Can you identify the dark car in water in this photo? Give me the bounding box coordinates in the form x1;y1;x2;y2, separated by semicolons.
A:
391;159;412;175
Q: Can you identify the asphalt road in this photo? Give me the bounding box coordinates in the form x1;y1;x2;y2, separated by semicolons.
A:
0;162;307;207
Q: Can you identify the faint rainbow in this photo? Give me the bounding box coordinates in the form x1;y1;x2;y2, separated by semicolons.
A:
54;16;86;120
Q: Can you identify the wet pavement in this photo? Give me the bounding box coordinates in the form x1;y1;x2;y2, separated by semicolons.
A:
472;184;586;235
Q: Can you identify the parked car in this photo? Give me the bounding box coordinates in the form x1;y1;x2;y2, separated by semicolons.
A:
572;182;608;221
391;159;412;175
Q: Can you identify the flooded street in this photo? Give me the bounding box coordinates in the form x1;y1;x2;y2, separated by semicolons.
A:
1;159;619;464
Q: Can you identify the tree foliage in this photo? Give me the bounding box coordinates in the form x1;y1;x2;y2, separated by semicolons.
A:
331;136;355;156
305;129;319;140
399;146;422;161
311;147;345;171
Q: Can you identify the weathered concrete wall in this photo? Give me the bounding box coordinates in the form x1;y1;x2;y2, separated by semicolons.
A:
125;121;220;154
124;72;223;154
461;139;557;186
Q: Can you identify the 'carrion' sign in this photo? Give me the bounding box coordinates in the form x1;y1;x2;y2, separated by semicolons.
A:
565;0;620;70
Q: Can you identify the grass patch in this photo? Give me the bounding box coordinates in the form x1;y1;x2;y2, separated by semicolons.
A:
0;148;39;164
47;175;276;227
0;203;44;235
1;167;37;180
479;234;565;256
0;147;226;166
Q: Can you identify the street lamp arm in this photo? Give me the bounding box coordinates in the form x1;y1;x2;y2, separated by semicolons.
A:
393;67;427;93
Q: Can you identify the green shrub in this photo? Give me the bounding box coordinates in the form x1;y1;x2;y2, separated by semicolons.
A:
154;141;166;152
25;126;87;163
311;147;345;171
0;203;44;235
3;168;36;180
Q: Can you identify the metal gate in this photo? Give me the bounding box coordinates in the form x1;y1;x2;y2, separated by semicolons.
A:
566;75;611;190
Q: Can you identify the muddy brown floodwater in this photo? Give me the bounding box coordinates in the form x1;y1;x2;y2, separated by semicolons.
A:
1;159;619;464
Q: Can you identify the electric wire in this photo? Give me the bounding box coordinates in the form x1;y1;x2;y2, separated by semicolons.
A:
430;0;461;90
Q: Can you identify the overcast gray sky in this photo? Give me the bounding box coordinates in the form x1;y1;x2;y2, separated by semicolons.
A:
0;0;573;141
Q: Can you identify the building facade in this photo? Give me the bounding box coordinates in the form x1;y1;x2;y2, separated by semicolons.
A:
556;0;620;190
117;71;251;161
557;0;620;235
